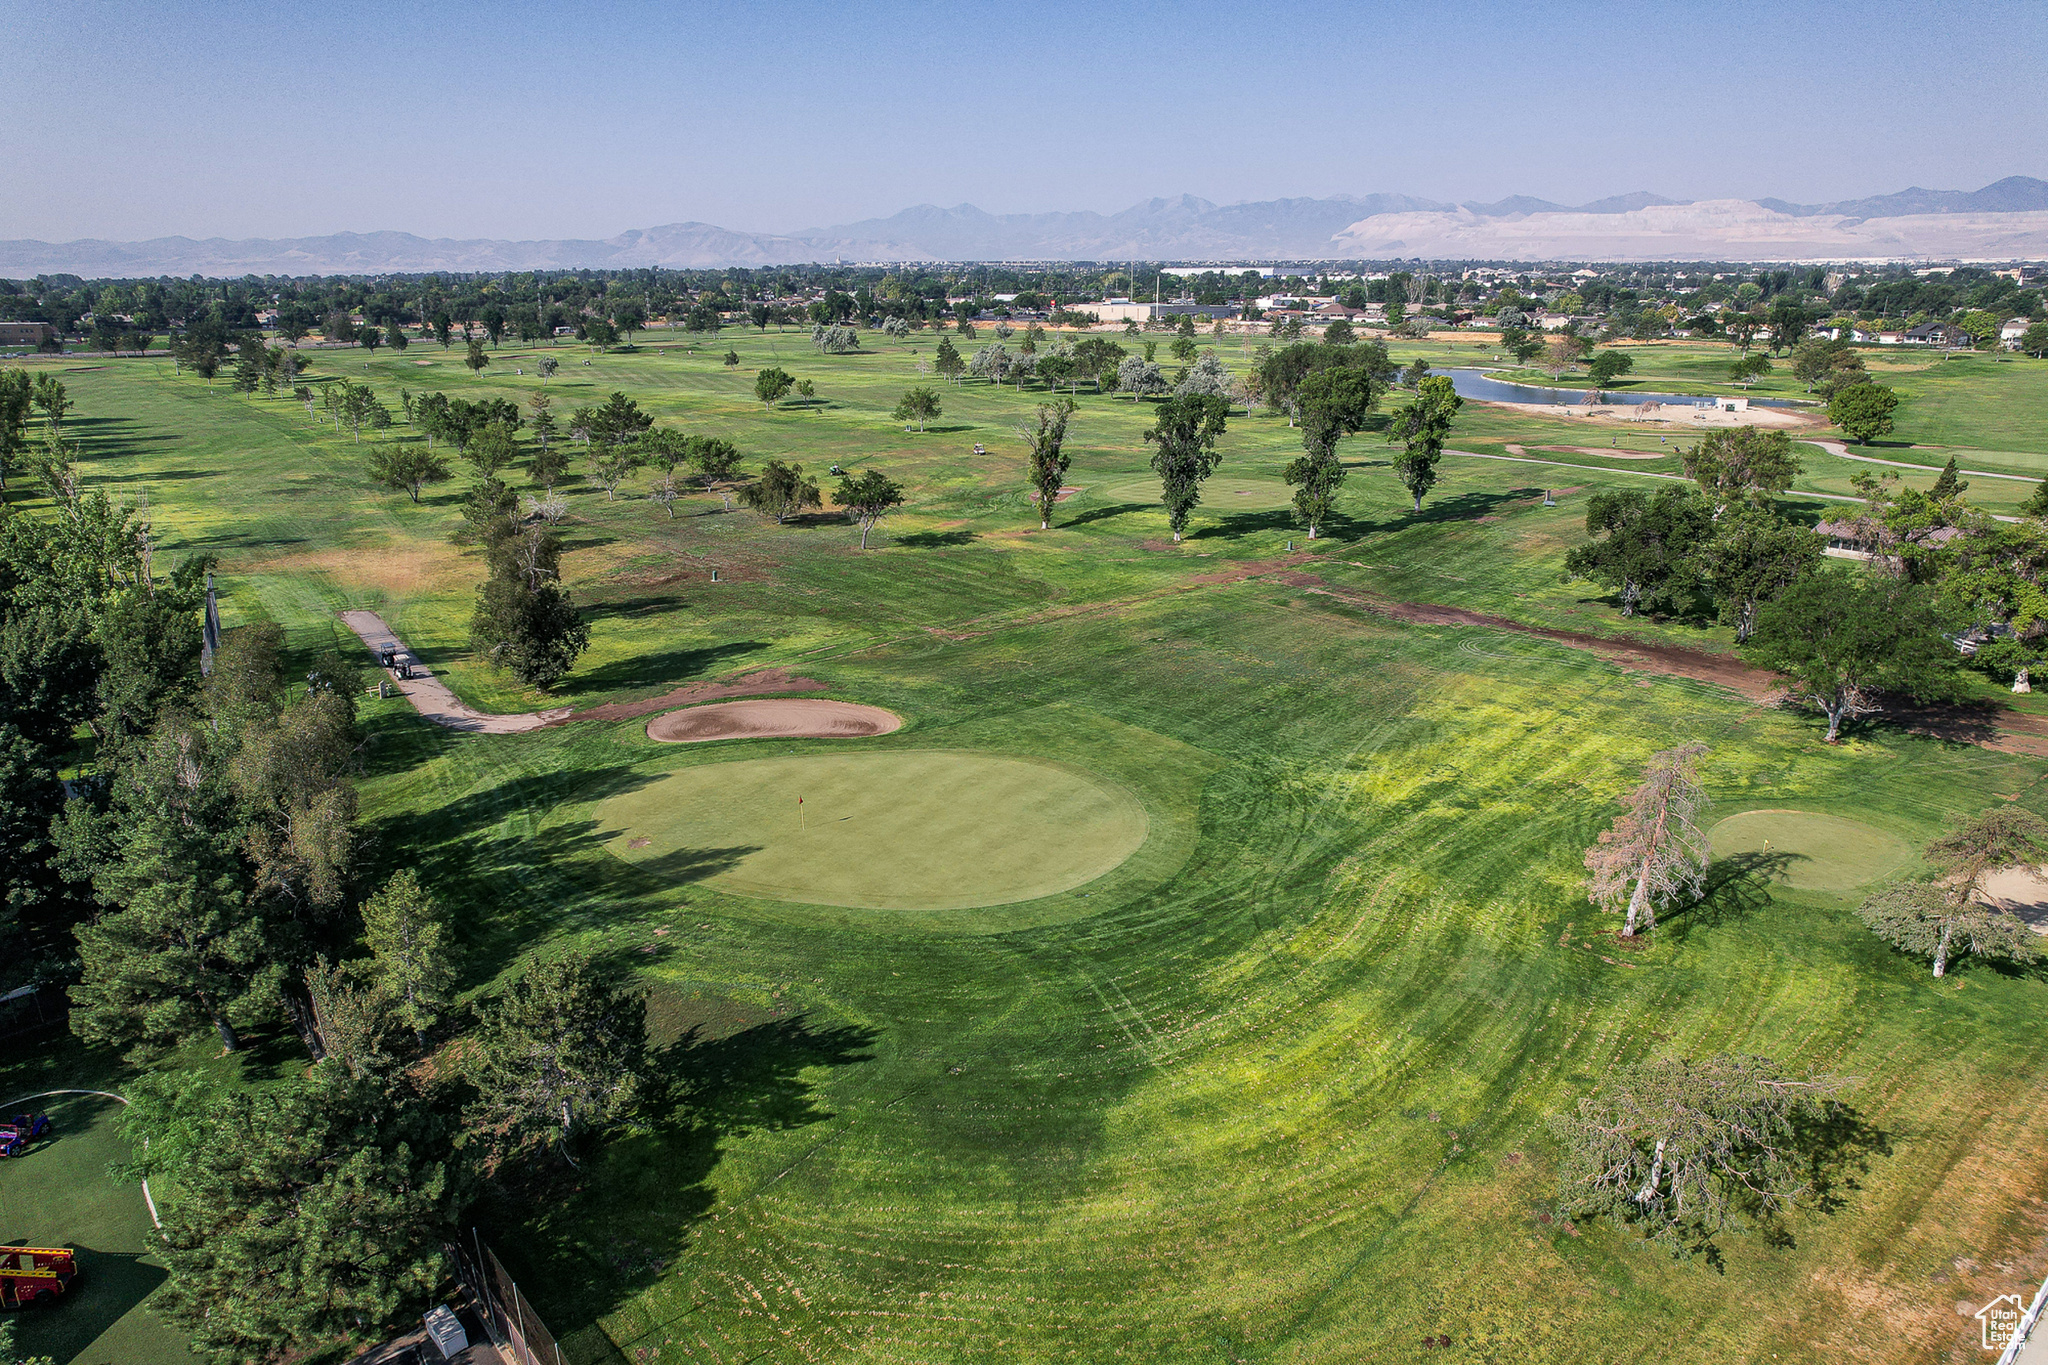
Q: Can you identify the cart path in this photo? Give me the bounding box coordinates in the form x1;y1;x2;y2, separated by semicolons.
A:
1803;438;2038;483
339;610;828;734
341;611;571;733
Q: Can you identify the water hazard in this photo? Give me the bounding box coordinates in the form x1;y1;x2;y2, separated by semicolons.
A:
1431;367;1805;410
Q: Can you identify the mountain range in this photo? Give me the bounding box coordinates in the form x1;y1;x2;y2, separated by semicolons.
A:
5;179;2046;277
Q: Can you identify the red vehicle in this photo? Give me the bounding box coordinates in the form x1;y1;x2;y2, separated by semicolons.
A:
0;1246;78;1308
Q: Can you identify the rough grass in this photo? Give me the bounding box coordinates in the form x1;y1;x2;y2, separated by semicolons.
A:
6;335;2048;1364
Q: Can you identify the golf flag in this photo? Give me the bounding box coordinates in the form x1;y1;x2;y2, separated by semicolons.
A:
200;572;222;676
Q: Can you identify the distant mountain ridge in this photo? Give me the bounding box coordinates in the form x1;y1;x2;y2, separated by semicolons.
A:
4;178;2044;276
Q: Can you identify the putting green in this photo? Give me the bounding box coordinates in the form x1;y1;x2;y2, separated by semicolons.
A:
1101;473;1297;511
598;750;1149;910
1708;809;1913;892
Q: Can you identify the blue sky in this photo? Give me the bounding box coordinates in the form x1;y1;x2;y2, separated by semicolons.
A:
3;0;2043;241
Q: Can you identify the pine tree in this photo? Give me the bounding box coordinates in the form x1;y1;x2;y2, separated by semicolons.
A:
141;1067;458;1363
358;870;453;1043
68;723;283;1056
1929;455;1967;502
1583;743;1711;936
466;954;646;1171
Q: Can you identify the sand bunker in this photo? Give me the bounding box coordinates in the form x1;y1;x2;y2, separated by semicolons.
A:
1977;867;2048;934
647;698;902;744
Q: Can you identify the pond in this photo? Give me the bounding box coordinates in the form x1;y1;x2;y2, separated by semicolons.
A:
1430;367;1807;410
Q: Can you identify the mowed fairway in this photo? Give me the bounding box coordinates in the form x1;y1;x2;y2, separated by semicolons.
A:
8;337;2048;1364
597;749;1149;911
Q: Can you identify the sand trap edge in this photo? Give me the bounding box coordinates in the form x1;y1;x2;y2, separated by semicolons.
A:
646;697;905;744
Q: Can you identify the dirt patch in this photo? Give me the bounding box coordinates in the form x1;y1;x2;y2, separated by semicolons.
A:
250;544;471;599
564;669;827;725
645;697;902;744
1027;486;1084;503
1537;445;1677;461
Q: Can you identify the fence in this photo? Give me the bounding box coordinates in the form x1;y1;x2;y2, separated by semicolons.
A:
0;985;66;1041
449;1232;565;1365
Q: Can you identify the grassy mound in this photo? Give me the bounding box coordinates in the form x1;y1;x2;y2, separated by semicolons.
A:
597;749;1149;911
1709;809;1914;891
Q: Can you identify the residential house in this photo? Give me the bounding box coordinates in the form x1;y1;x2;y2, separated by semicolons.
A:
2001;317;2033;348
1902;322;1972;347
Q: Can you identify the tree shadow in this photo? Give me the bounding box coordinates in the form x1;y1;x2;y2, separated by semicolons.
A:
1792;1104;1894;1217
480;1015;878;1345
1665;851;1797;940
6;1244;168;1365
895;529;979;548
1054;502;1152;528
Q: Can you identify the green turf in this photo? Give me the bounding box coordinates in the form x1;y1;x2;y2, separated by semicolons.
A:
9;333;2048;1364
1098;471;1300;511
597;749;1149;913
0;1091;197;1365
1707;809;1917;891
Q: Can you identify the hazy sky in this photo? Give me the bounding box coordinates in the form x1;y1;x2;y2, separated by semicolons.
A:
4;0;2044;242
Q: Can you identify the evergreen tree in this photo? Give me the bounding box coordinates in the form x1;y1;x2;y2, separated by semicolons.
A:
466;954;646;1171
358;869;454;1043
1929;456;1967;502
469;525;589;688
66;720;283;1056
136;1067;458;1363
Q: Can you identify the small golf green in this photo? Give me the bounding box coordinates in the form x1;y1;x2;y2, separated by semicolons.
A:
1101;473;1298;511
1709;809;1914;891
597;750;1149;910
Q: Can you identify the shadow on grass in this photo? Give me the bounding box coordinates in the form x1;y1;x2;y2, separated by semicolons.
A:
1665;851;1798;939
895;529;979;548
481;1014;878;1341
1055;502;1152;529
7;1244;169;1365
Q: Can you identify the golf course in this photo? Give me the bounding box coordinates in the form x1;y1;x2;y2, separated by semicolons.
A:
4;324;2047;1365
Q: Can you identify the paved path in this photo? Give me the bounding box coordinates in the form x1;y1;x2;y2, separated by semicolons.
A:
1804;437;2037;483
340;610;570;734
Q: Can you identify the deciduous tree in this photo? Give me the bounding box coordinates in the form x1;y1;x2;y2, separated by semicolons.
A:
1020;398;1076;530
754;366;795;409
1385;374;1462;512
1682;427;1803;509
367;447;451;503
1827;382;1899;445
1145;393;1230;542
1742;569;1957;741
893;386;942;432
1564;486;1714;617
1690;507;1822;642
740;459;821;524
836;469;904;549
